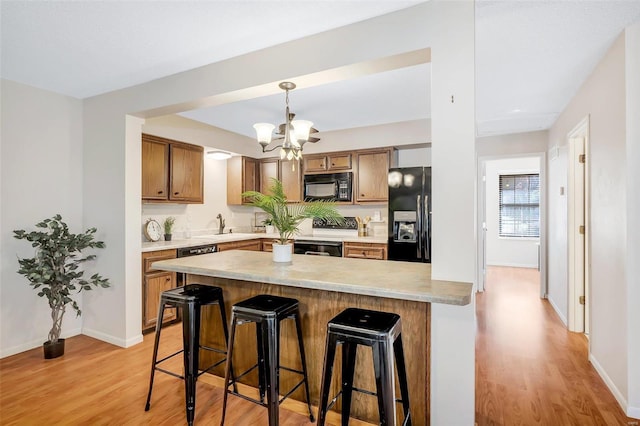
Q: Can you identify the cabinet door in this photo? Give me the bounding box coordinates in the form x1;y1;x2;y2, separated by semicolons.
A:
142;138;169;201
170;144;204;202
327;153;352;171
227;156;258;205
262;239;274;252
343;243;387;260
356;151;389;202
260;159;280;194
143;271;177;329
303;156;327;173
280;160;302;202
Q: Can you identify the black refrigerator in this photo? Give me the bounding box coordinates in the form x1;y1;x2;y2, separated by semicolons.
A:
388;167;431;262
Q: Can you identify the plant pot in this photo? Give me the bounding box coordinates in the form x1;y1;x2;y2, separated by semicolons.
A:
164;234;172;241
265;225;275;234
272;243;293;263
43;338;65;359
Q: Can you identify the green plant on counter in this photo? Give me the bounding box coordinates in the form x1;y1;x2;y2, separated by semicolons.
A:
262;217;273;226
13;214;111;345
163;216;176;235
243;178;344;245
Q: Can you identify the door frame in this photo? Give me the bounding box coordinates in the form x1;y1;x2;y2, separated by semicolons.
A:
567;115;590;334
476;152;547;297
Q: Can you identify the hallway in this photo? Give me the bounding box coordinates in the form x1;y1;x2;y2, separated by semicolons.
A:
475;266;634;425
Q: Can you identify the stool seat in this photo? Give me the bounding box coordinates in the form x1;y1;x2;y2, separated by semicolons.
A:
161;283;223;304
330;307;401;334
233;294;299;317
144;284;233;426
221;294;314;426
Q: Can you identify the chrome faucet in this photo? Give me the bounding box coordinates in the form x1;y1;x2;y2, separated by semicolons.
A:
216;213;225;234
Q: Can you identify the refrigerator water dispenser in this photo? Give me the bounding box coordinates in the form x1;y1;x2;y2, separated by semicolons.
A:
393;211;417;243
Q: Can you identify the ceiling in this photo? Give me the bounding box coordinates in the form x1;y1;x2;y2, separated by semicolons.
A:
2;1;640;138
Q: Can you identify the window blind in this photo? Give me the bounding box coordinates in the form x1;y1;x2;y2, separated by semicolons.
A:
499;174;540;238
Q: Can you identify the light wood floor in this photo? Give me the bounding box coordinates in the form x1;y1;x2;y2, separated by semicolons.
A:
476;266;635;425
1;267;636;425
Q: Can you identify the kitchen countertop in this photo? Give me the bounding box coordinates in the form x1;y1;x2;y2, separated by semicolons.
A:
151;250;472;306
142;232;388;252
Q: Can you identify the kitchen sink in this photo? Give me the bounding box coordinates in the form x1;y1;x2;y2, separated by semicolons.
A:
193;233;255;240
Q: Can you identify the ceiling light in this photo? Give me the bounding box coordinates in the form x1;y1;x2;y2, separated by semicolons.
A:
207;151;232;160
253;81;320;161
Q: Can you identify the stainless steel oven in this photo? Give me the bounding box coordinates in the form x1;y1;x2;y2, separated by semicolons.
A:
293;240;343;257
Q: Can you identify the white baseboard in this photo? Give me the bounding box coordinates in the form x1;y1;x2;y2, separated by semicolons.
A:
589;353;630;416
628;405;640;419
547;296;567;326
81;327;143;348
486;262;538;269
0;327;82;359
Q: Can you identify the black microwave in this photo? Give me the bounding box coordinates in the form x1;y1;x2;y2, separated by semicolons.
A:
303;172;352;202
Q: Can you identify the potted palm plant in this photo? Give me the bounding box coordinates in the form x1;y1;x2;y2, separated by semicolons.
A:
243;179;344;262
13;214;111;359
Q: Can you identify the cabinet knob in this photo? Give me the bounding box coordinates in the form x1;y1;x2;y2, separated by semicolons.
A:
166;277;171;282
361;194;365;197
174;192;179;195
158;190;163;194
331;163;335;167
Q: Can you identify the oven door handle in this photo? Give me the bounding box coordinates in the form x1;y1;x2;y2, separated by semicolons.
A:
304;251;331;256
295;240;342;247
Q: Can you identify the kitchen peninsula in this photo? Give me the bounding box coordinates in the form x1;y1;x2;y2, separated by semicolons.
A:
152;250;472;424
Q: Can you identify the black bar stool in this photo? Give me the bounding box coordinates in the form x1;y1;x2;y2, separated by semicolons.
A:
144;284;234;426
220;294;314;426
317;307;411;426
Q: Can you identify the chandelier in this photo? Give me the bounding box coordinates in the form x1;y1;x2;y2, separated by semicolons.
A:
253;82;319;161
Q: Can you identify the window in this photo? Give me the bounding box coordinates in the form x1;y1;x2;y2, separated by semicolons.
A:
499;174;540;237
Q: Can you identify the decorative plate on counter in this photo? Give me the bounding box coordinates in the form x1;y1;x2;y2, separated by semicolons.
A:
144;219;162;242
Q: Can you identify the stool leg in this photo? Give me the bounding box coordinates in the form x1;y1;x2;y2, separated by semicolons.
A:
341;342;357;426
261;317;280;426
394;334;412;425
317;333;338;426
216;297;237;393
182;301;200;426
144;300;167;411
220;312;237;426
293;311;315;422
372;340;396;425
256;321;267;403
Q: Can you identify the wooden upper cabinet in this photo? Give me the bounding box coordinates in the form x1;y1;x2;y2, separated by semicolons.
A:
260;159;279;194
142;134;203;204
227;156;258;205
303;153;352;173
280;160;302;202
356;150;390;203
142;138;169;200
327;153;352;170
170;143;204;202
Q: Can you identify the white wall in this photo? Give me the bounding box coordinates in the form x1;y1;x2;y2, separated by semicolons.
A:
549;32;630;412
0;80;84;357
398;145;432;167
485;157;540;268
477;130;548;157
625;20;640;419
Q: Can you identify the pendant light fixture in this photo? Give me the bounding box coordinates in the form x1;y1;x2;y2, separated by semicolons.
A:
253;82;319;161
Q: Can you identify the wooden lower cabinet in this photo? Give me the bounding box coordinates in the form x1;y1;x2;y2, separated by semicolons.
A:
343;242;388;260
217;239;262;252
261;239;274;252
142;249;177;332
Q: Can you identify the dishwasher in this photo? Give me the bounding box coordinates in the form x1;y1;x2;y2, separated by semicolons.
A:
176;243;217;287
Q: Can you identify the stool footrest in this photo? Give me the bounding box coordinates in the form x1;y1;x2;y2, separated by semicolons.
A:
154;349;183;366
155;367;184;380
197;358;227;377
199;344;227;355
227;389;268;408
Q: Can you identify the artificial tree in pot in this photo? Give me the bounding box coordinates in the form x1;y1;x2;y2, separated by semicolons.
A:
13;214;111;359
243;178;344;262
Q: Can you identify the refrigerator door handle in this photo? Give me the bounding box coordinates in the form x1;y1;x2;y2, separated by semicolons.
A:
424;195;430;261
416;195;422;259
